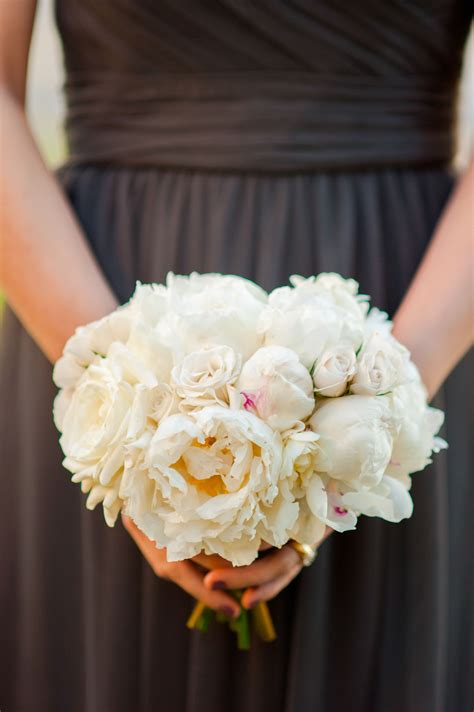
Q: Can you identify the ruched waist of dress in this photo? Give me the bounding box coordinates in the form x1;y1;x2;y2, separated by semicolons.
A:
62;70;457;172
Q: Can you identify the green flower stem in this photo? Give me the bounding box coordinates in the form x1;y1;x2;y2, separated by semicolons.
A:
186;589;277;649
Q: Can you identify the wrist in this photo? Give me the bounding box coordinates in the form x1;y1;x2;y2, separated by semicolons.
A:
391;314;438;401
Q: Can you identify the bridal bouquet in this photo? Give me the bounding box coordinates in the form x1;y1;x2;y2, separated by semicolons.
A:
53;271;446;647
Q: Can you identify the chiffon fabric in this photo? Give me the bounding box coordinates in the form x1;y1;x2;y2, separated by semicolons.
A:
1;2;473;711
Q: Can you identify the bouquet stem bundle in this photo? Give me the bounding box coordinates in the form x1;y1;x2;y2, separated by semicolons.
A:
187;592;276;650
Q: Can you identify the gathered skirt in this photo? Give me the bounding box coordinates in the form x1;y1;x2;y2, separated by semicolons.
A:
1;163;473;712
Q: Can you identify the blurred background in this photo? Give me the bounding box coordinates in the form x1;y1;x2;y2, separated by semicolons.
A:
26;0;474;171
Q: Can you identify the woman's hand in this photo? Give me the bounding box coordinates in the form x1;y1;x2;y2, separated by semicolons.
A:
203;527;333;610
123;513;332;614
121;513;241;618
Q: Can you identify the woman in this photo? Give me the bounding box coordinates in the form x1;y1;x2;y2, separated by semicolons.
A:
0;1;472;711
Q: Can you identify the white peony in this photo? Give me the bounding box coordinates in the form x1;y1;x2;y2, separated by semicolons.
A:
124;405;285;565
363;307;393;337
258;273;366;368
156;272;268;362
309;394;399;487
387;376;447;483
171;345;242;408
340;475;413;523
237;345;315;431
312;343;357;397
288;273;369;320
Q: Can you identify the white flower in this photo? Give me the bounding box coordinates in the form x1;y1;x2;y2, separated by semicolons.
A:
125;405;284;565
312;343;357;397
289;272;369;319
58;360;134;468
52;307;133;389
55;361;133;527
237;345;315;431
351;331;410;395
304;476;358;532
309;394;399;487
340;475;413;523
279;428;328;543
158;272;268;361
259;274;365;368
171;345;242;408
387;378;447;483
364;307;393;337
55;350;167;527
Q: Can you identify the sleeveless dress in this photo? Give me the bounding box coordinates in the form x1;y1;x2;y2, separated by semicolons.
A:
1;2;473;711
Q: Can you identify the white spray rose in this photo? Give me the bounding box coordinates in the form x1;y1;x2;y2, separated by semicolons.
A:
309;394;399;487
312;343;357;397
171;345;242;408
237;345;315;431
125;405;284;565
351;331;410;395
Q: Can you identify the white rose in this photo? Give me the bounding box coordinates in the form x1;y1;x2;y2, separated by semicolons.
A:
351;331;410;395
58;361;134;467
309;394;399;487
158;271;268;361
237;345;315;431
259;277;365;369
55;348;166;527
55;362;133;526
312;343;357;397
386;379;447;482
125;405;284;565
171;345;242;408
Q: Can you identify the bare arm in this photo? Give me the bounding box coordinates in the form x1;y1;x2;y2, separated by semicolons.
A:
392;159;474;400
0;1;245;617
0;0;118;364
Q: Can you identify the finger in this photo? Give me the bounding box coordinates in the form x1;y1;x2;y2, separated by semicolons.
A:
172;561;241;617
191;552;233;571
241;562;302;609
319;526;333;544
203;544;301;591
121;513;169;574
122;515;240;616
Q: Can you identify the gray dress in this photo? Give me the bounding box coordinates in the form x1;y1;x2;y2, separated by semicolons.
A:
1;1;473;711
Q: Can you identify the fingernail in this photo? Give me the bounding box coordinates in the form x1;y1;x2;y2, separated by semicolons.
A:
219;605;239;618
211;580;226;590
